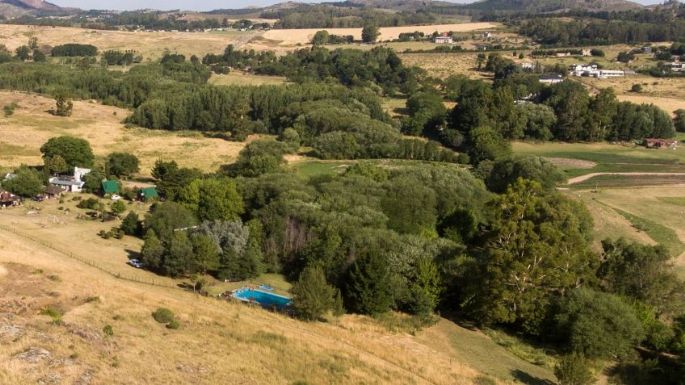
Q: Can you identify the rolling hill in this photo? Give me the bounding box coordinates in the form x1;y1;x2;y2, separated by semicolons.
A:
459;0;643;12
0;0;65;17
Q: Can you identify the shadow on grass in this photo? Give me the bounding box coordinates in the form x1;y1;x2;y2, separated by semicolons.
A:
511;369;555;385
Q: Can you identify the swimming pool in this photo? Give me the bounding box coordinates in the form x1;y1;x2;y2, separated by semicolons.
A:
232;288;292;309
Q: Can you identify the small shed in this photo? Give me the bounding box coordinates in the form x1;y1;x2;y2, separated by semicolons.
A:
644;138;678;149
102;180;120;195
139;187;159;202
45;185;64;198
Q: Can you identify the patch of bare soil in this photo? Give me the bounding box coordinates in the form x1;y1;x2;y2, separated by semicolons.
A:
545;157;597;169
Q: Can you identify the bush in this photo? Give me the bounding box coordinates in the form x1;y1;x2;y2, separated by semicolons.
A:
103;324;114;336
292;265;343;321
554;353;595;385
40;306;63;325
77;198;100;210
111;200;126;215
631;84;643;93
3;101;17;117
166;319;180;329
151;307;175;324
120;211;141;236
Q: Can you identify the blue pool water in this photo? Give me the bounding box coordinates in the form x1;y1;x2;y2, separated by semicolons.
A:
233;288;292;309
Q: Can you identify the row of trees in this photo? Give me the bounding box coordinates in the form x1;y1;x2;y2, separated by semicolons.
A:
518;17;685;46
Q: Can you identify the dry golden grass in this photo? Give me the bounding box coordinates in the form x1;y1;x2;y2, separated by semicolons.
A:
0;195;533;385
0;24;262;59
399;52;491;80
578;75;685;114
0;91;245;175
262;22;500;46
208;71;288;86
573;186;685;267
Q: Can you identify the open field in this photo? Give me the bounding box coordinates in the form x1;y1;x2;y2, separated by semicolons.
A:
262;22;500;46
513;141;685;178
577;74;685;115
209;71;288;86
0;24;264;59
0;91;245;175
399;51;491;80
574;187;685;267
0;195;554;385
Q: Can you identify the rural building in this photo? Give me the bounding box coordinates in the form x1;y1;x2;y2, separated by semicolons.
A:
644;138;678;149
434;33;453;44
102;180;120;195
539;74;564;84
138;187;159;202
48;167;91;193
642;46;653;54
570;64;625;78
598;69;625;78
666;62;685;72
0;190;20;207
45;185;64;199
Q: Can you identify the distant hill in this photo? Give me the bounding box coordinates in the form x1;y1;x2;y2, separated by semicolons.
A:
459;0;644;13
0;0;65;17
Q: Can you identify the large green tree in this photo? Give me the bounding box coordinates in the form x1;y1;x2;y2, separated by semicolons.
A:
40;136;94;169
555;288;645;359
465;179;596;334
178;178;244;221
292;265;343;320
106;152;140;178
344;251;394;315
2;166;44;197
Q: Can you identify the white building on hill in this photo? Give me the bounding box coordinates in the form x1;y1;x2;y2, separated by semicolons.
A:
570;64;624;78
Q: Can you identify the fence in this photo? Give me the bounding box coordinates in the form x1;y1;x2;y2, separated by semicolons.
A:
0;224;176;289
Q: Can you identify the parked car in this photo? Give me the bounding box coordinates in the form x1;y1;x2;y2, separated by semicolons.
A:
127;259;145;268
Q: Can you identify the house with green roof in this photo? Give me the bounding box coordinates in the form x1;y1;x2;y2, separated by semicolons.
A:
139;187;159;202
101;180;120;195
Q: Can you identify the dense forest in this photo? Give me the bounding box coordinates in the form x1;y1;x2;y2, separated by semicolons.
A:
513;2;685;46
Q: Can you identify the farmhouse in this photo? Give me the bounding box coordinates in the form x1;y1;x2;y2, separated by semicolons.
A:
539;74;564;84
48;167;91;193
570;64;625;78
0;190;21;207
138;186;159;202
666;62;685;72
434;33;453;44
644;138;678;149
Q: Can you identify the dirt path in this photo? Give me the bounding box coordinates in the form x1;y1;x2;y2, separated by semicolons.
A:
567;172;685;185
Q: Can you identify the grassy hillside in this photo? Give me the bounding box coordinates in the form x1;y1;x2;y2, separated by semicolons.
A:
0;197;556;385
0;91;246;175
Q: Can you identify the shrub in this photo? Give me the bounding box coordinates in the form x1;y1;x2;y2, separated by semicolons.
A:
103;324;114;336
151;307;175;324
554;353;595;385
77;198;100;210
166;319;180;329
631;84;643;93
3;101;17;117
40;306;63;325
111;200;126;215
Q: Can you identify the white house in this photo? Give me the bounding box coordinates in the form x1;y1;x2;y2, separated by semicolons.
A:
570;64;624;78
539;74;564;84
598;69;625;78
48;167;91;193
434;33;453;44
